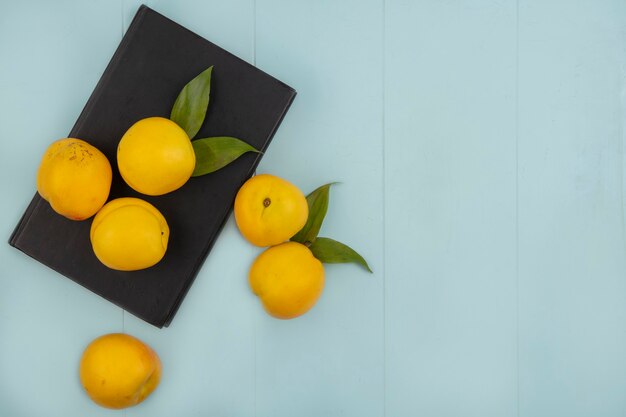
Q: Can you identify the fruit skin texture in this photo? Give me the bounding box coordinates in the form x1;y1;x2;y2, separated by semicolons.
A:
234;174;309;247
90;197;169;271
117;117;195;196
37;138;112;220
79;333;162;409
249;241;325;319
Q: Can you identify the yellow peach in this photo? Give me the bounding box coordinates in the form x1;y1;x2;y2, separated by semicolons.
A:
79;333;162;409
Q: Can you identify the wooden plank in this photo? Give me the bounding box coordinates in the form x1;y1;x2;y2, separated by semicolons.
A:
518;1;626;415
254;0;385;416
121;1;257;416
384;1;518;415
0;1;124;416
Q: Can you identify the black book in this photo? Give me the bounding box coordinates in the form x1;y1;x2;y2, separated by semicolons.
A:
9;5;296;328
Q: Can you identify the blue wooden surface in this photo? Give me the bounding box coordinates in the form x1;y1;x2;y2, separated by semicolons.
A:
0;1;625;416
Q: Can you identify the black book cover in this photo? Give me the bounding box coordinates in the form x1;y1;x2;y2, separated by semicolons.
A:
9;5;296;327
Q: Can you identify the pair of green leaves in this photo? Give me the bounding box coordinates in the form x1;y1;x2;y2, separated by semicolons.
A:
291;184;372;273
170;66;259;176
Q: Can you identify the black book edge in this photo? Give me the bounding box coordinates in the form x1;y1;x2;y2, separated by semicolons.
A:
9;4;297;328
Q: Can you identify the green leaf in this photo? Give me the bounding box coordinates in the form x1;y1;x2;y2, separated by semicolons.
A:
170;66;213;139
191;136;260;176
309;237;372;273
291;183;336;244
